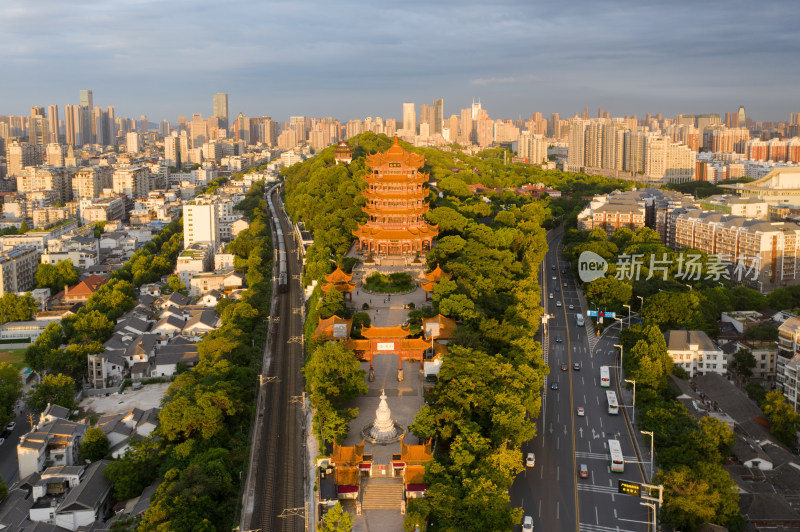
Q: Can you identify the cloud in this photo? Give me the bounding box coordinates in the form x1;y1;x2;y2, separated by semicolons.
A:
0;0;797;121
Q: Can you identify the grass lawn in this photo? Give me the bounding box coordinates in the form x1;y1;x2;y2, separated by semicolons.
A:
0;349;28;371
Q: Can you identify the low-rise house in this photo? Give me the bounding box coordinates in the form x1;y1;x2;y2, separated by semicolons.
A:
87;351;125;389
735;339;778;382
153;343;199;377
188;268;244;297
182;309;219;339
51;274;109;306
96;407;159;457
665;329;727;377
152;315;184;338
27;460;112;531
17;407;88;479
198;289;223;307
155;292;190;310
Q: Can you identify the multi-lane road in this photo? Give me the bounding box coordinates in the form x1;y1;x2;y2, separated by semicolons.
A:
511;228;652;532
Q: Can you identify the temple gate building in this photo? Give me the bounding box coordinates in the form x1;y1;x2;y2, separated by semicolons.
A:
353;137;438;256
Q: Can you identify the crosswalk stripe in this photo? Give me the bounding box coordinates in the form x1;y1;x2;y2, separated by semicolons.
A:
580;523;639;532
577;484;618;494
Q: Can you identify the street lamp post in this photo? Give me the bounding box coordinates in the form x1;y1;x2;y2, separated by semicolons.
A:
624;378;636;425
614;344;623;374
636;295;644;309
641;430;654;480
614;317;623;331
623;304;631;328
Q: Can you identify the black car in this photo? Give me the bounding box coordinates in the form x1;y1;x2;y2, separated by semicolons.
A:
551;265;556;270
551;381;559;390
555;336;563;343
425;374;438;384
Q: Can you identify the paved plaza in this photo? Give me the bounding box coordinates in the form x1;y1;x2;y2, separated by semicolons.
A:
336;249;434;531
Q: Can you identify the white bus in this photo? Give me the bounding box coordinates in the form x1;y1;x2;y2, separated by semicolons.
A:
608;439;624;473
606;390;619;415
600;366;610;388
576;313;584;327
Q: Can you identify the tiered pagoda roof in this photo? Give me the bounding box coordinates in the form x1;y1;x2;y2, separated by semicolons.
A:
353;137;439;256
320;265;356;295
365;137;426;170
421;264;451;293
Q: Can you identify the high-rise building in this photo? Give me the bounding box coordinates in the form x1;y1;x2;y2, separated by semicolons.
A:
138;115;148;134
0;247;41;296
184;197;220;248
738;106;746;129
79;90;93;110
433;98;444;135
16;167;72;203
29;107;48;146
460;107;473;144
189;114;208;148
48;104;59;144
164;133;179;167
126;132;140;154
290;116;306;143
402;103;416;133
471;99;482;120
46;143;64;167
64;104;80;146
112;166;149;198
213;93;229;131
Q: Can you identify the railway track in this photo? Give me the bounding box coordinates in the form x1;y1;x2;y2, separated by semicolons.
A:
245;185;306;532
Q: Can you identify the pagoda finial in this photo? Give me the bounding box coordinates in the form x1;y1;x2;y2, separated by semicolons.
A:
393;135;400;146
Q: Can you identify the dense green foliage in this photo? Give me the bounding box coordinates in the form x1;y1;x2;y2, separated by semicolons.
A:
760;390;800;447
304;342;368;446
80;425;110;462
0;362;22;428
27;373;77;414
0;292;38;324
36;259;79;294
363;271;415;293
319;501;354;531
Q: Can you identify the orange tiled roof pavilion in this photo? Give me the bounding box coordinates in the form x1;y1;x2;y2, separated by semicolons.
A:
353;137;438;256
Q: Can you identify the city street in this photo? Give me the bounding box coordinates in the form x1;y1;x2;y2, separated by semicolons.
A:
511;228;651;531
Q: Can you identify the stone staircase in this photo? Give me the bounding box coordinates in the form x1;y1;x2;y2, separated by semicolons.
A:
361;477;404;510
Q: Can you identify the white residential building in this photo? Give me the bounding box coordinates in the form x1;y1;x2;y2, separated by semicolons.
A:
665;329;727;377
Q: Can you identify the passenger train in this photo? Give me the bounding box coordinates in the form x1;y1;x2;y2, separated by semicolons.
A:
267;185;288;294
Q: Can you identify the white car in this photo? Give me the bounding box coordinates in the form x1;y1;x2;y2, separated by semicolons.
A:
577;406;585;416
522;515;534;531
526;452;535;468
556;301;562;307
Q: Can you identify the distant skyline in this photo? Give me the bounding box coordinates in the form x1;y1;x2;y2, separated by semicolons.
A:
1;0;798;123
